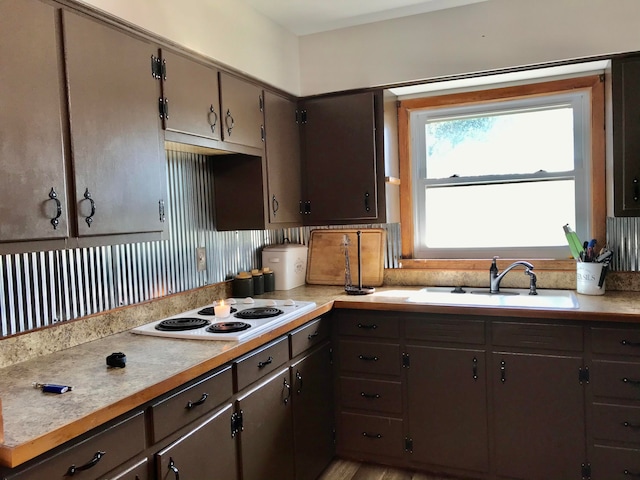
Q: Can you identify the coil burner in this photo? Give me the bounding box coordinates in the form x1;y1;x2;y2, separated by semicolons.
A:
207;322;251;333
155;317;210;331
234;307;284;320
197;306;238;316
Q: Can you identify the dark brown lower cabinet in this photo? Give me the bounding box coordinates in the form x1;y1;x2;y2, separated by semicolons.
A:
236;368;295;480
107;457;149;480
591;445;640;479
155;403;238;480
492;353;586;480
291;343;335;480
406;345;489;474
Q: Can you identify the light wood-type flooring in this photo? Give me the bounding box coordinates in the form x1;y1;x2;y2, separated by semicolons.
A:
318;459;460;480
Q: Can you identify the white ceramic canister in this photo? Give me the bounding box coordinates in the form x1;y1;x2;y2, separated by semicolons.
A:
576;262;605;295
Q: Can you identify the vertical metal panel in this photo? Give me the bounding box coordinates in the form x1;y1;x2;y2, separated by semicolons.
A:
607;216;640;271
0;150;402;337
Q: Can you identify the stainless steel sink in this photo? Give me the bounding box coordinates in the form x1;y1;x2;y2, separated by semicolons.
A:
406;287;579;309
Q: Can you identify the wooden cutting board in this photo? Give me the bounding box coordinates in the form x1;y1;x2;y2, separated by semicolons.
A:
306;228;386;286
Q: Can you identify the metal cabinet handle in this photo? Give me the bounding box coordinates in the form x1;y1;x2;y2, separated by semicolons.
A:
257;356;273;369
307;331;319;340
295;370;303;394
168;458;180;480
225;109;235;136
624;470;640;478
83;188;96;227
364;191;371;212
622;377;640;386
208;105;218;133
472;356;478;380
500;360;506;383
272;195;279;217
623;421;640;429
357;323;377;330
362;432;382;439
66;451;105;476
360;392;380;399
283;378;291;405
621;339;640;348
186;393;208;409
48;187;62;230
358;355;379;362
634;178;639;202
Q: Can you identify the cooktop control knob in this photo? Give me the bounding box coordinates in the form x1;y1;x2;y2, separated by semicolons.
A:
284;299;296;306
242;297;255;304
264;300;277;307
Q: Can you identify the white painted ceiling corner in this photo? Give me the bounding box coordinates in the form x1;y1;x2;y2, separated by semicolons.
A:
241;0;489;36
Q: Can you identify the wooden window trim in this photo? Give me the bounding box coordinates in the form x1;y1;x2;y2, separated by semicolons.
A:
398;75;606;272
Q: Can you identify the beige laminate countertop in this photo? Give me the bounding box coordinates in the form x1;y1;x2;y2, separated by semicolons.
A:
1;285;639;469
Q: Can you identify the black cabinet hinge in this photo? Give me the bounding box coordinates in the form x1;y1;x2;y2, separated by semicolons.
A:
231;410;243;438
299;109;307;124
402;352;410;368
404;437;413;453
159;97;168;120
581;462;591;479
579;366;590;385
151;55;166;80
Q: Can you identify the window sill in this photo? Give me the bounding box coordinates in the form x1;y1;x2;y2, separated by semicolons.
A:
400;258;577;272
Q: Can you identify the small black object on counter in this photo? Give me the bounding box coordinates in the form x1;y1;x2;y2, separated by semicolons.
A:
106;352;127;368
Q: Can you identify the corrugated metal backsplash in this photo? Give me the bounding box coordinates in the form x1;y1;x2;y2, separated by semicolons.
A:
607;216;640;271
0;150;401;337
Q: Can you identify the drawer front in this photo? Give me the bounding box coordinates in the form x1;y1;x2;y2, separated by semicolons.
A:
338;412;403;459
106;457;149;480
593;327;640;358
339;376;402;414
336;310;400;339
339;340;401;377
593;403;640;446
492;322;583;351
235;336;289;391
592;360;640;401
290;316;331;358
405;314;485;344
150;366;233;443
592;445;640;480
8;412;145;480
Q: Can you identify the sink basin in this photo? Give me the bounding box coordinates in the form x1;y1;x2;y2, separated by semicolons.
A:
406;287;579;309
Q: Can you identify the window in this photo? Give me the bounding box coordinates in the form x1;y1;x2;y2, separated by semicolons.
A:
398;75;605;263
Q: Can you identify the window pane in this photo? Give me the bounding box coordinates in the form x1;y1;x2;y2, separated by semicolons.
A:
425;107;574;179
423;180;575;248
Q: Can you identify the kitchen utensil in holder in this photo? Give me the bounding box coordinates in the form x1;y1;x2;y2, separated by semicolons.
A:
344;230;375;295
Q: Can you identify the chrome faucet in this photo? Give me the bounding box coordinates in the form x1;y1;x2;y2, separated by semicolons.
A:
489;257;537;295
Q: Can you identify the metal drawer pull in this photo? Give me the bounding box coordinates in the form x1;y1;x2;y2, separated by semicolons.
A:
622;377;640;386
225;109;235;136
623;421;640;429
500;360;506;383
257;356;273;368
472;356;478;380
362;432;382;439
358;355;379;362
66;451;105;476
360;392;381;399
283;378;291;405
296;370;303;394
307;331;319;340
357;323;377;330
621;339;640;347
208;104;218;133
168;457;180;479
83;188;96;227
186;393;208;409
48;188;62;229
624;469;640;478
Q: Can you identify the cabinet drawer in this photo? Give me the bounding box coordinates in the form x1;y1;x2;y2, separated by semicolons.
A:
492;322;583;351
7;411;145;480
592;327;640;358
339;340;401;376
290;316;331;358
405;314;485;344
338;412;403;459
336;310;400;338
150;366;233;443
592;445;640;480
593;403;640;446
592;360;640;401
104;457;149;480
339;376;402;414
235;336;289;391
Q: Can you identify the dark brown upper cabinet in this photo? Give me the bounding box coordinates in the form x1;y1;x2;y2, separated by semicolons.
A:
64;10;166;238
613;54;640;216
159;49;221;142
300;91;386;225
219;72;265;149
0;0;69;246
264;91;303;226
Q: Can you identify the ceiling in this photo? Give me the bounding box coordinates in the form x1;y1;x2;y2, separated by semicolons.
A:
242;0;489;35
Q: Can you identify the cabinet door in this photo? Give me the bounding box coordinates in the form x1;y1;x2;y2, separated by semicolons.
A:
406;345;489;473
0;0;69;243
236;368;294;480
301;92;381;223
156;404;238;480
613;55;640;216
264;91;302;225
219;73;264;149
291;344;334;480
160;49;221;141
63;11;166;237
492;352;586;480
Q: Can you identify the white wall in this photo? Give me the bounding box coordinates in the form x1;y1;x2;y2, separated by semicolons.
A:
299;0;640;95
77;0;301;95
